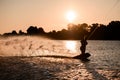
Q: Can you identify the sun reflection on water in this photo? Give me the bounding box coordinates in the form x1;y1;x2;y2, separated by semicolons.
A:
65;41;77;53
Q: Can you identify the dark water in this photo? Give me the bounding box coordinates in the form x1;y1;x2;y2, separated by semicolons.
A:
42;40;120;70
61;40;120;70
0;37;120;70
85;40;120;70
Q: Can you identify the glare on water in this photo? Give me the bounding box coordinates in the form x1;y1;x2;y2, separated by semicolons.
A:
65;41;77;53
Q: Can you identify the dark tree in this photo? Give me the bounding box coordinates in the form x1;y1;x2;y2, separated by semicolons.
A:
38;27;45;34
11;30;17;35
27;26;38;35
19;30;25;35
106;21;120;40
2;20;120;40
27;26;45;35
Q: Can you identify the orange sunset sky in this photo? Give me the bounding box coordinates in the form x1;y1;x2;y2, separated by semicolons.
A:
0;0;120;34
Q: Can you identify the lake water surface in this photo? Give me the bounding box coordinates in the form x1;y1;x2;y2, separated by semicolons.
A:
0;36;120;70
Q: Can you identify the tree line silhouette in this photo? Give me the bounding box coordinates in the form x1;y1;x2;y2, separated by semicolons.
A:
2;20;120;40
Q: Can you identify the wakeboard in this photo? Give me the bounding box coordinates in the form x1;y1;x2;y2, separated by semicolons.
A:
73;53;91;61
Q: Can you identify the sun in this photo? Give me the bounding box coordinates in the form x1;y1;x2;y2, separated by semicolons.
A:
66;11;76;22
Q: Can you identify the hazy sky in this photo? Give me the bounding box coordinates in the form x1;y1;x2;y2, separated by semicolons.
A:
0;0;120;34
